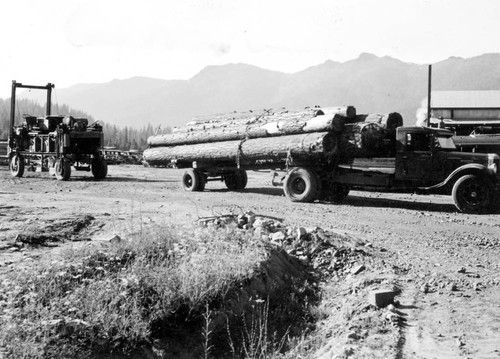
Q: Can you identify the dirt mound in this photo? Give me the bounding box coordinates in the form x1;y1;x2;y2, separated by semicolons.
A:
14;215;96;245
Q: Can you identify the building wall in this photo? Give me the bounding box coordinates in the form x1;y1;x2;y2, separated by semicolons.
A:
433;108;500;120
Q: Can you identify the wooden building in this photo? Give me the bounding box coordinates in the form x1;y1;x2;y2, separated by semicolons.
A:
430;90;500;135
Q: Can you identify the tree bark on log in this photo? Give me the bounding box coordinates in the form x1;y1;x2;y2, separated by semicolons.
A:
171;106;355;133
148;112;348;146
144;132;337;167
340;122;396;158
314;106;356;120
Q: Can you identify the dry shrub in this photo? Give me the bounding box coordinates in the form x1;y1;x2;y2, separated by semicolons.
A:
0;222;267;358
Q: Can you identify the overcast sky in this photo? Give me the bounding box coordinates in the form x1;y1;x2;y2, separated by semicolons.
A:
1;0;500;98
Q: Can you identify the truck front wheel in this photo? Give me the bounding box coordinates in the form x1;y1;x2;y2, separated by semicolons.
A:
9;154;25;178
452;174;492;214
182;169;205;191
284;167;319;203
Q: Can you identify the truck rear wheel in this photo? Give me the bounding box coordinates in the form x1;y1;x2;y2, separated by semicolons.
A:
182;169;205;191
284;167;319;202
452;174;492;214
55;158;71;181
9;154;25;178
92;156;108;179
224;169;247;190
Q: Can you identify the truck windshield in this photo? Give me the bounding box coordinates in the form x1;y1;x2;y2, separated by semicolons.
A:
434;136;456;150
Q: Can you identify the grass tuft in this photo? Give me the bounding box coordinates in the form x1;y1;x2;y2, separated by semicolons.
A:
0;223;269;358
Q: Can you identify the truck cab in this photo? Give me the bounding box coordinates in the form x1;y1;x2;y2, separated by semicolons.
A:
332;126;499;213
395;127;500;191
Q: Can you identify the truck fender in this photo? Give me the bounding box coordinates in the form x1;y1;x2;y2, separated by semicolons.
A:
421;163;494;193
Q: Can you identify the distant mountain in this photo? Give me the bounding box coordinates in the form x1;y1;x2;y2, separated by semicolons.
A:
18;53;500;128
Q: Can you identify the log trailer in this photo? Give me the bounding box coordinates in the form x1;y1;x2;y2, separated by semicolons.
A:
7;81;107;181
144;109;500;214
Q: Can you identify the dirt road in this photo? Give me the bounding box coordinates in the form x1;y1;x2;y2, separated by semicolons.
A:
1;165;499;358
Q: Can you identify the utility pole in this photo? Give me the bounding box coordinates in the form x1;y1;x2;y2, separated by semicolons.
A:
427;65;432;127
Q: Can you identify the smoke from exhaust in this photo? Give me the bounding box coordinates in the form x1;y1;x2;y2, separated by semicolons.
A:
415;98;428;127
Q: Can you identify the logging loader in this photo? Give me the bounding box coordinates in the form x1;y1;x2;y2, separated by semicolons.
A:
7;81;107;181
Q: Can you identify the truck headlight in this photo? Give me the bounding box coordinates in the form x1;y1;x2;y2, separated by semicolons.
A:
488;154;498;174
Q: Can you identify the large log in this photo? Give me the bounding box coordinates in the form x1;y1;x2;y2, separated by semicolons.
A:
171;106;355;133
143;132;337;167
148;127;268;147
353;112;403;130
340;122;396;158
148;111;347;147
314;106;356;120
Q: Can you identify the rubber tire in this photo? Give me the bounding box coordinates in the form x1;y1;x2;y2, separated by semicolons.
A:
224;169;247;190
452;174;492;214
92;156;108;179
55;158;71;181
283;167;319;203
9;154;25;178
329;183;350;203
182;169;204;191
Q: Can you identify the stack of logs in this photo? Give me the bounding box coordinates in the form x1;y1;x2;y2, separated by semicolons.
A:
143;106;403;167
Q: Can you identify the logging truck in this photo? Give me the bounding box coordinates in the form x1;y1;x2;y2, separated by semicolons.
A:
7;81;107;181
143;108;500;213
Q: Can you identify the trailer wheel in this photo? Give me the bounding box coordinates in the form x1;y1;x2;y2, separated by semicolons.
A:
452;174;492;214
92;156;108;179
225;169;247;190
55;158;71;181
9;154;25;178
283;167;319;202
182;169;204;191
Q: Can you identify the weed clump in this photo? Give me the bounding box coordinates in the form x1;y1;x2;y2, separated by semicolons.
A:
0;222;316;358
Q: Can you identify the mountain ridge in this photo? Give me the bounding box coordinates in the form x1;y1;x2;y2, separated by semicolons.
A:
17;53;500;128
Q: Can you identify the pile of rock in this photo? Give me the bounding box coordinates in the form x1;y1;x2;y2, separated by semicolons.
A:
199;211;369;277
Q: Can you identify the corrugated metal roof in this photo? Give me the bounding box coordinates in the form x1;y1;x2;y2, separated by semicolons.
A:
431;91;500;108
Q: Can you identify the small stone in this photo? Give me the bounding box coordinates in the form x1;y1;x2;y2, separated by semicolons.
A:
457;267;466;274
420;283;429;294
297;227;307;240
447;283;458;292
253;218;268;229
271;231;286;243
246;215;256;225
305;226;318;234
109;235;122;244
351;264;365;275
346;332;359;340
368;289;398;308
385;311;400;323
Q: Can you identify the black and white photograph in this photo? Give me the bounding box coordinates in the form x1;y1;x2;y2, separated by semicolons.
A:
1;1;500;358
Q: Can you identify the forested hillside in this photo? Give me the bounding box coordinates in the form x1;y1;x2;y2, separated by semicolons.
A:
0;99;166;150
